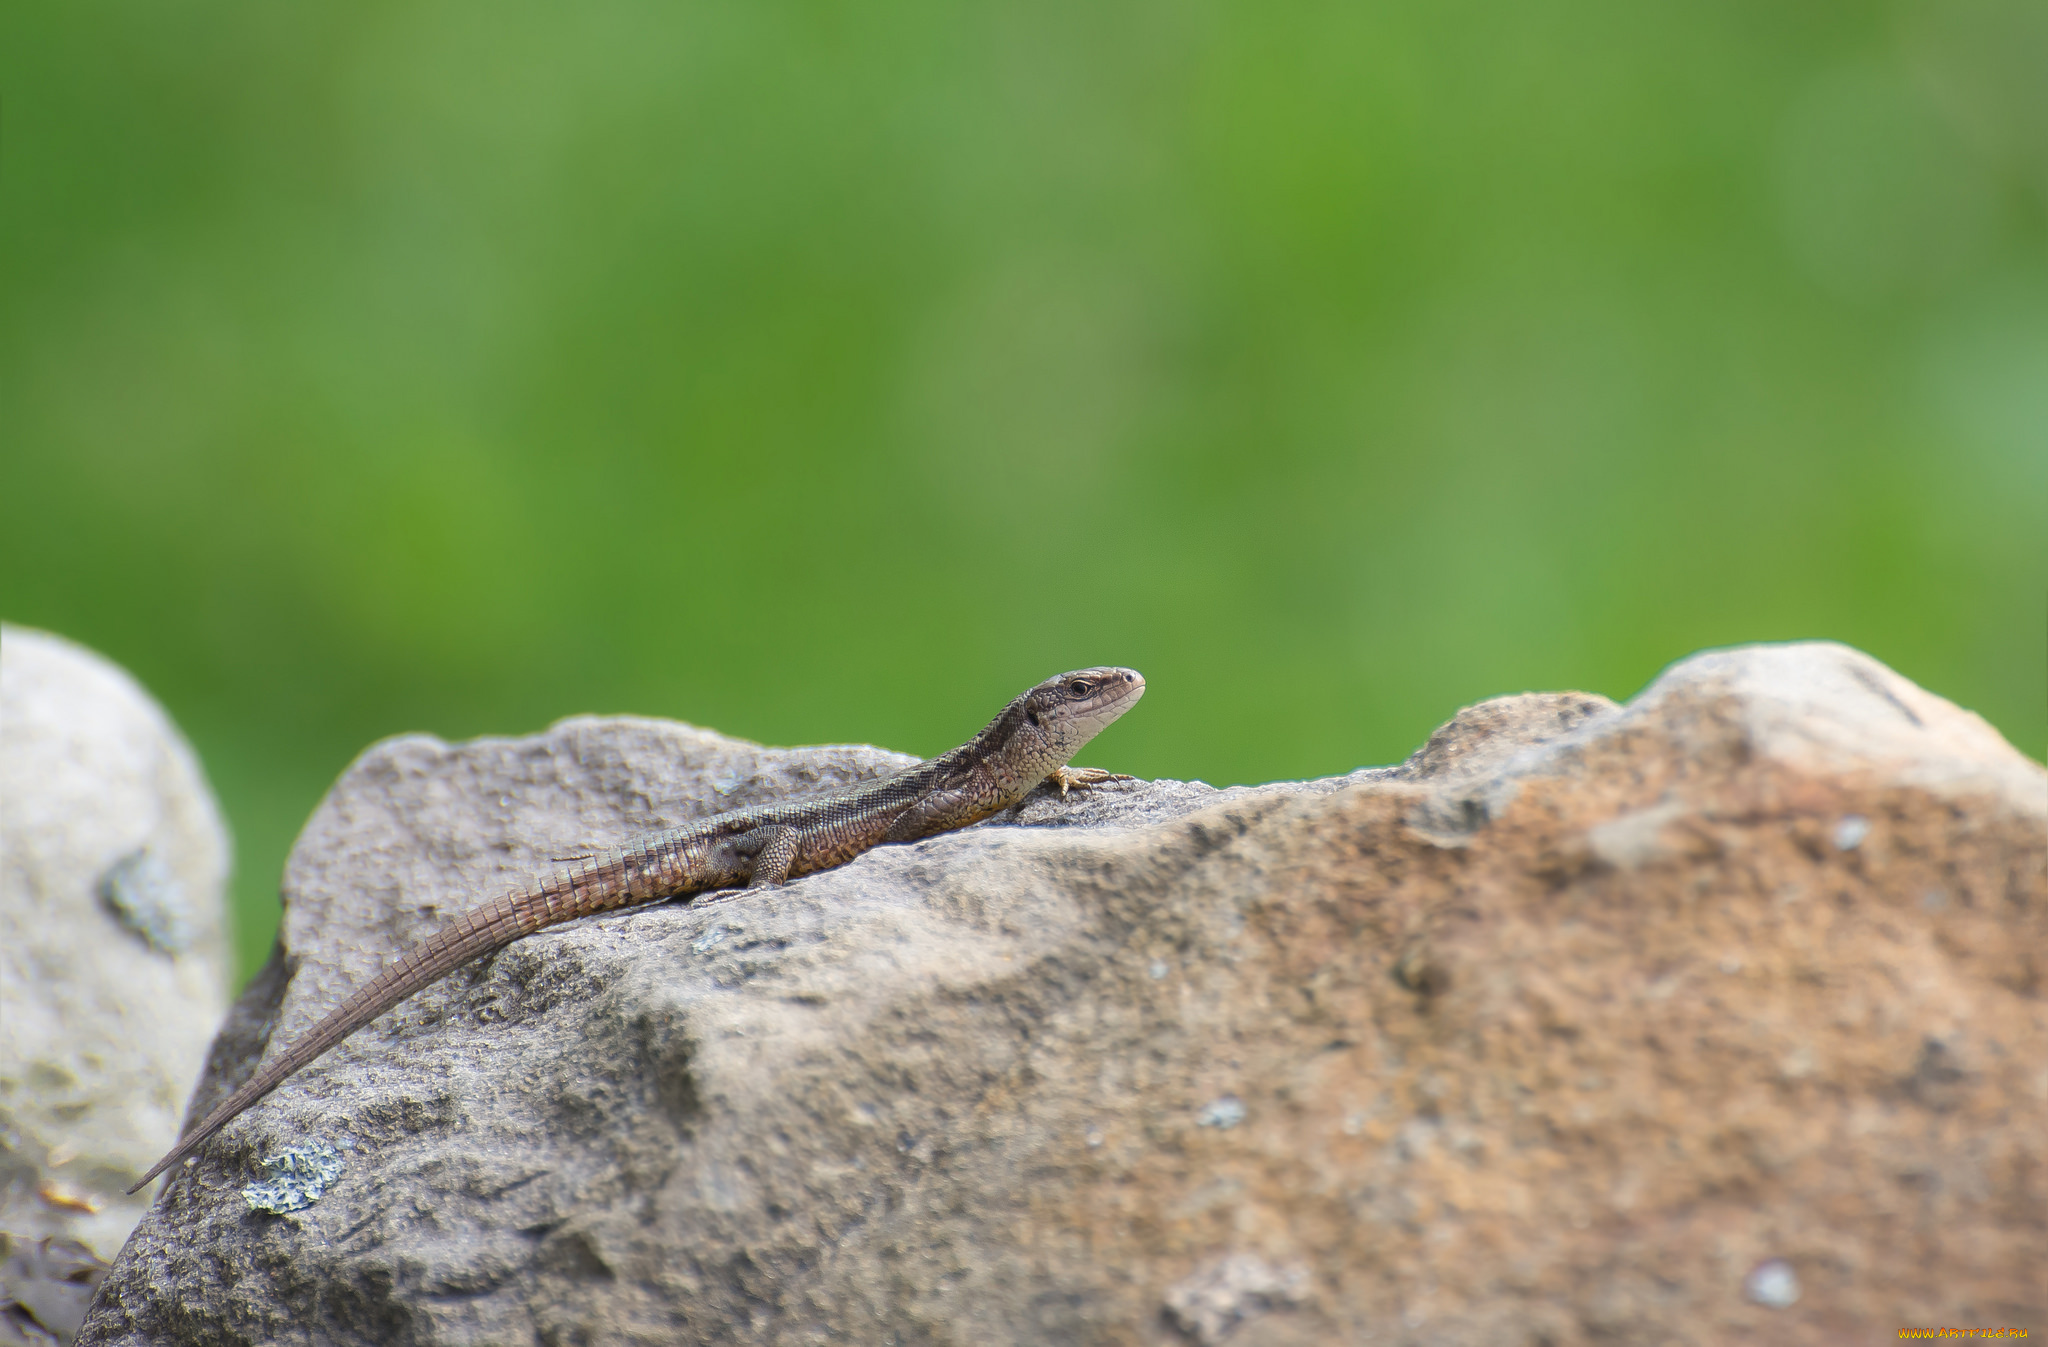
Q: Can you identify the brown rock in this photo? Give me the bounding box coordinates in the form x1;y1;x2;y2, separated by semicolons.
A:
83;642;2044;1345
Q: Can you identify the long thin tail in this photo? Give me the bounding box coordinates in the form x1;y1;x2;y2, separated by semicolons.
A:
127;851;660;1194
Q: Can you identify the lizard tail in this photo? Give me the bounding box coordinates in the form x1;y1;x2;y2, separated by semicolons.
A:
125;855;649;1195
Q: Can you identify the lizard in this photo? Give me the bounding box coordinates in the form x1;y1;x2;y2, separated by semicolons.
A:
130;666;1145;1195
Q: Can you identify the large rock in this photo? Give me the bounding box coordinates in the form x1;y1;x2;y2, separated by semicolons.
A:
81;643;2043;1346
0;628;231;1342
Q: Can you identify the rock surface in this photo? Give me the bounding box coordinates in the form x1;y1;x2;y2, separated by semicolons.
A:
0;627;231;1341
82;642;2044;1346
1;1233;109;1347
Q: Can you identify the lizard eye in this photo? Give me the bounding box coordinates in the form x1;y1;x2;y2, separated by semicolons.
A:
1068;681;1092;696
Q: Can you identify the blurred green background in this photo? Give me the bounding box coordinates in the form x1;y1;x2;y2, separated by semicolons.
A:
4;0;2043;987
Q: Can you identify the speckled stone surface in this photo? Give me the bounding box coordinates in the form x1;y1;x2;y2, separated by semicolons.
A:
84;643;2045;1346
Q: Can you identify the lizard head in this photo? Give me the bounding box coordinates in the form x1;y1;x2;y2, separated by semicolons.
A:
1021;666;1146;757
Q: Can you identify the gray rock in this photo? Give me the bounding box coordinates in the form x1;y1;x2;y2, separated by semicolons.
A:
82;642;2044;1345
0;627;230;1320
0;1233;109;1346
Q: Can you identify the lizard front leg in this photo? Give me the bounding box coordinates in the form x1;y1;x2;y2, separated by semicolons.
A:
1044;766;1135;798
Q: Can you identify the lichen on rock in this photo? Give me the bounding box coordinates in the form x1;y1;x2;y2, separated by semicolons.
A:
240;1143;345;1215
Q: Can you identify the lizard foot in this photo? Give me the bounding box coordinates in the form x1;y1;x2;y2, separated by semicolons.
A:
1045;766;1136;798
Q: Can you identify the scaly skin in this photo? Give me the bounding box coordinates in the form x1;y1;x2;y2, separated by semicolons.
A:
130;667;1144;1194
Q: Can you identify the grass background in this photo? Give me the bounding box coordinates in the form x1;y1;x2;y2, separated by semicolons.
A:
4;0;2043;986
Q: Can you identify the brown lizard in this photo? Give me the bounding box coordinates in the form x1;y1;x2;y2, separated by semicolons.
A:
131;666;1145;1194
